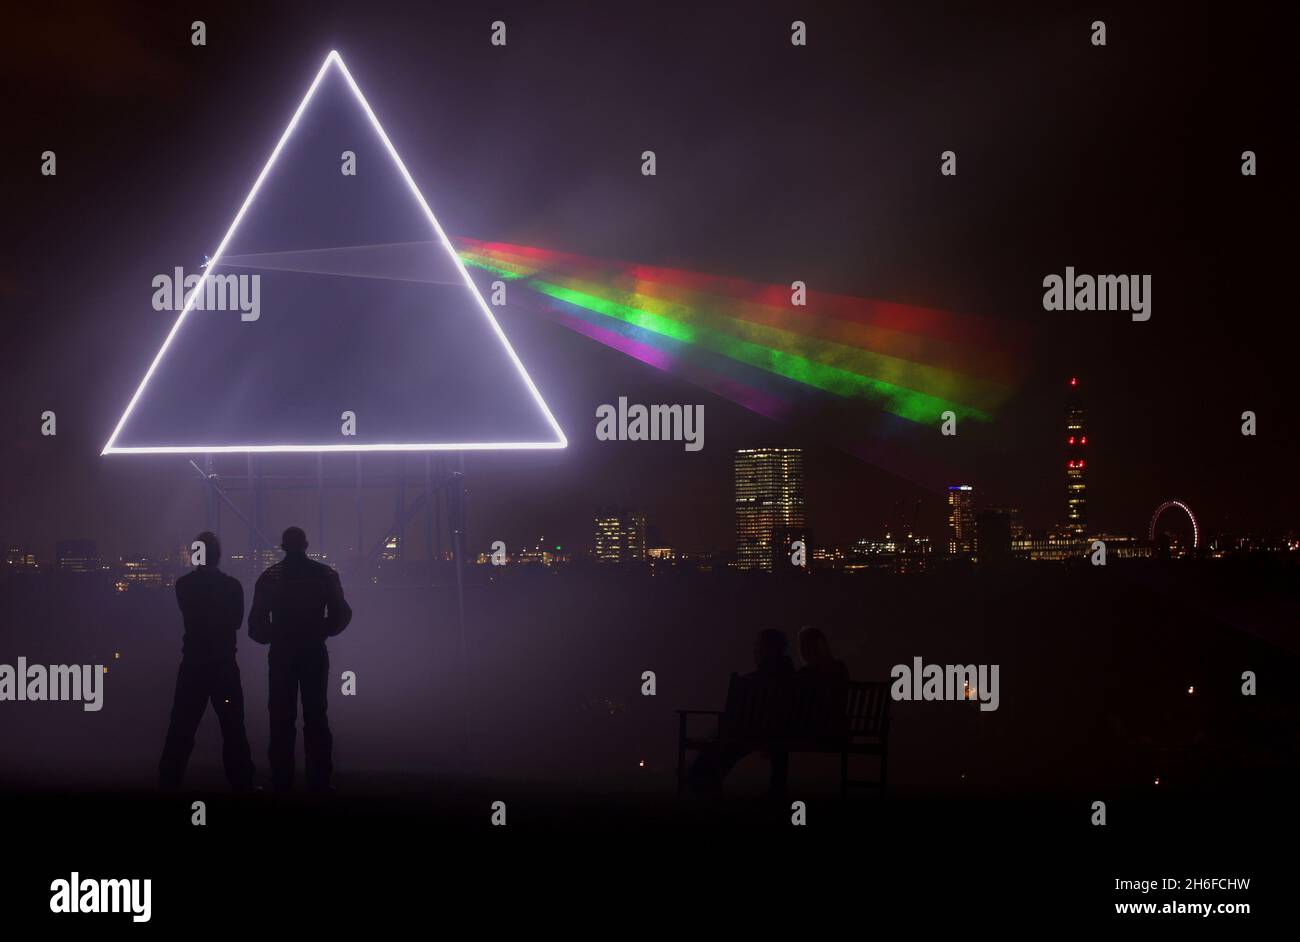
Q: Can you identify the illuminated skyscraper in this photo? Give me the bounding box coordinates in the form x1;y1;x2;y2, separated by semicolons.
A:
734;448;806;572
1065;377;1087;537
946;485;975;555
625;512;646;560
593;508;647;563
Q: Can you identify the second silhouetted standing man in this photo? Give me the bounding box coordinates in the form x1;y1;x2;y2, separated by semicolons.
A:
249;526;352;793
159;531;256;791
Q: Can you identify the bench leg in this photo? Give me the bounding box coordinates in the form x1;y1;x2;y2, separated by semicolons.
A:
840;751;849;800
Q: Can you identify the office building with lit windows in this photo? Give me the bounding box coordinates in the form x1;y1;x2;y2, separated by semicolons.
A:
734;448;806;572
593;509;646;563
947;485;975;556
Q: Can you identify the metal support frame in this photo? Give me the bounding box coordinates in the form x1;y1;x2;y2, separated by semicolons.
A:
355;453;363;564
189;454;469;595
191;458;277;554
452;454;467;661
317;454;325;560
191;451;474;758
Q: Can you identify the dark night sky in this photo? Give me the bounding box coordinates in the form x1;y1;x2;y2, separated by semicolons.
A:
0;1;1293;559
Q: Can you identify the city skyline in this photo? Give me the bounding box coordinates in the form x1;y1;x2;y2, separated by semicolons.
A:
7;363;1284;569
8;352;1293;566
6;429;1280;580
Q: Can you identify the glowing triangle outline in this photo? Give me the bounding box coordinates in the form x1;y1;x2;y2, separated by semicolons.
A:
102;50;567;454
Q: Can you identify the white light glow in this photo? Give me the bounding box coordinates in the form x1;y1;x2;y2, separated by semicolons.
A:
103;50;567;455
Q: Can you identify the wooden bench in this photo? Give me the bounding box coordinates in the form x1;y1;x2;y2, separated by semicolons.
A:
676;673;890;797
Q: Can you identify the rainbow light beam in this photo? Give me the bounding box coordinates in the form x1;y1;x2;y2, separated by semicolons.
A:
456;238;1022;428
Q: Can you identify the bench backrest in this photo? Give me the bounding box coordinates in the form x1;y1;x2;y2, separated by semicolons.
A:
718;673;887;742
844;680;890;738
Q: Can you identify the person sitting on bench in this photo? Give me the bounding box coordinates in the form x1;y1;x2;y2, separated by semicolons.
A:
797;624;851;740
797;625;850;681
685;628;793;797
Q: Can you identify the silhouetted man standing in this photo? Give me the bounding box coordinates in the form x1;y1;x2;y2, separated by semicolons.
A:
159;531;257;791
249;527;352;792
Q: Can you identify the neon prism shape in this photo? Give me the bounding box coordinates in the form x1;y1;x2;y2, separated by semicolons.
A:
102;51;566;454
